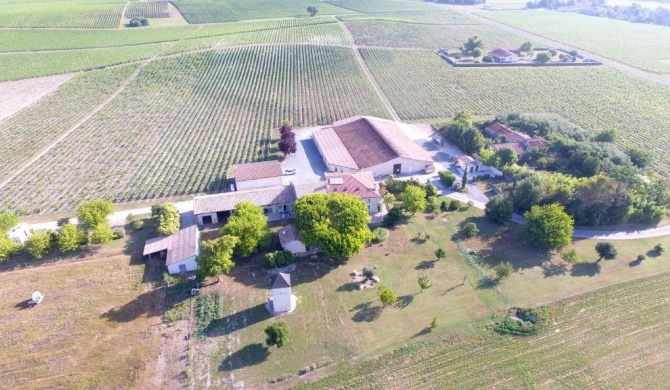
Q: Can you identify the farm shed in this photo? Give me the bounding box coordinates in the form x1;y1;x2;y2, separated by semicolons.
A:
484;122;530;143
267;272;297;315
313;116;434;177
278;224;308;256
8;223;32;244
143;225;200;275
488;48;519;63
193;185;296;226
325;171;381;214
231;160;283;191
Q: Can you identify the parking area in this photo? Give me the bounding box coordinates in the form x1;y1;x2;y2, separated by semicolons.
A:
281;127;327;185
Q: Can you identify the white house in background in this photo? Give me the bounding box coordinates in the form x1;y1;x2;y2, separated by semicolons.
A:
266;272;297;316
8;223;32;244
313;116;434;177
143;225;200;275
232;160;283;191
278;224;308;256
455;155;481;173
488;48;519;63
325;171;382;214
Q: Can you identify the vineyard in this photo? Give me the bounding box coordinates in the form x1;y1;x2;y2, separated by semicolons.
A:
296;271;670;389
0;0;126;28
0;74;73;122
0;65;138;185
171;0;353;24
337;10;479;24
0;43;168;81
360;48;670;176
124;1;171;19
0;45;389;213
344;19;533;49
477;10;670;74
325;0;442;13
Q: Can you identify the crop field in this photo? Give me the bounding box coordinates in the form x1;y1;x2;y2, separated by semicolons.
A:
0;43;167;81
0;0;126;28
296;271;670;389
124;1;171;19
338;10;479;24
344;19;533;49
171;0;354;24
477;11;670;74
0;45;389;213
0;65;138;186
326;0;443;13
0;74;73;122
0;27;197;52
360;48;670;176
0;255;164;389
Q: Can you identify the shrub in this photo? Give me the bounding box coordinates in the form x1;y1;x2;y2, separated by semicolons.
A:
128;18;142;27
58;223;86;252
435;248;446;260
91;223;114;244
448;199;461;211
560;249;580;264
155;203;180;236
495;261;513;279
140;18;149;26
440;200;448;212
265;320;290;348
57;217;71;227
112;228;126;239
595;242;617;260
132;220;145;230
438;171;456;187
25;231;52;260
383;207;404;227
263;253;276;269
494;307;551;336
484;195;513;224
424;183;438;198
263;250;294;268
372;228;389;243
482;55;494;63
637;254;646;262
459;222;479;238
654;243;666;255
383;193;396;208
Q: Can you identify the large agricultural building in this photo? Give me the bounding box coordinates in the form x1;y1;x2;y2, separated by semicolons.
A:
313;116;434;177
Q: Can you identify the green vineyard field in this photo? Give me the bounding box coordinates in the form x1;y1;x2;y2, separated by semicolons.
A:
0;0;126;28
124;1;170;19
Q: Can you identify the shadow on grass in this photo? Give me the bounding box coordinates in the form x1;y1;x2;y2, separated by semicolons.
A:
542;262;568;278
570;262;601;277
14;299;31;310
100;288;164;322
219;343;270;371
415;260;437;270
205;303;270;337
646;250;661;259
629;258;643;267
351;302;383;323
476;276;500;290
395;295;414;309
336;282;360;292
412;327;433;338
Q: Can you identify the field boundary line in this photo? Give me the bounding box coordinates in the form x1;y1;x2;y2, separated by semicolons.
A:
337;20;401;121
119;1;130;29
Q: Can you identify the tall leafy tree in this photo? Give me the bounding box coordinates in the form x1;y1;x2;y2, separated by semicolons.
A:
197;235;239;277
221;202;270;257
401;185;427;214
0;212;20;261
294;193;373;259
58;223;86;252
439;111;484;155
522;203;574;249
0;212;19;234
485;195;514;224
77;199;114;230
595;242;617;260
91;223;114;244
154;203;180;236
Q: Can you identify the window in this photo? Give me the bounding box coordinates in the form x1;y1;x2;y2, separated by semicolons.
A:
263;207;272;215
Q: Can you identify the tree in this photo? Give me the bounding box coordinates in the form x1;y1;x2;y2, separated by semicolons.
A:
560;248;580;264
77;199;114;230
0;237;20;262
383;207;404;227
25;231;51;260
520;41;534;52
522;203;574;249
424;183;438;198
536;52;552;63
294;193;373;259
593;129;615;143
494;147;518;167
459;222;479;238
654;243;667;255
627;147;652;168
154;203;180;236
417;276;432;292
495;261;513;279
58;223;86;252
439;171;455;187
140;18;149;26
197;235;239;277
463;36;483;52
91;222;114;244
485;195;514;224
401;185;427;214
0;212;19;234
278;126;297;156
265;320;290;348
383;192;396;208
439;111;484;155
595;242;617;260
128;18;142;27
461;170;468;191
378;284;398;307
482;55;494;63
222;202;270;257
448;199;461;211
306;6;318;16
435;248;446;260
472;47;483;58
637;254;646;262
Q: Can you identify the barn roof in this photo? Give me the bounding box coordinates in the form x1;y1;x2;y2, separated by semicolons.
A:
278;224;301;248
325;171;380;199
143;225;199;266
193;185;296;215
232;160;283;182
270;272;291;289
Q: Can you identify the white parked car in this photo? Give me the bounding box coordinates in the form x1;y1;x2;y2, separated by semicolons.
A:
283;168;296;175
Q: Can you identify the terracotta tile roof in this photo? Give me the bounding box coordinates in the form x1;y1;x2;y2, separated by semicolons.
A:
232;160;282;182
270;272;291;289
143;225;199;266
325;172;380;199
524;138;549;149
193;186;296;215
278;224;301;248
312;126;358;169
485;122;529;143
292;181;327;199
492;143;526;156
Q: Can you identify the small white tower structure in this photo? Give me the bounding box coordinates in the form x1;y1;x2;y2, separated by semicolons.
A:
266;272;297;316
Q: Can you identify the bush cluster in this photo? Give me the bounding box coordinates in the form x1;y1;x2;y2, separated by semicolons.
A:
372;228;389;243
263;250;295;269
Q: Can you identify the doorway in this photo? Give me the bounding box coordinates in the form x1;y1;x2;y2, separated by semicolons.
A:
202;215;213;225
393;164;401;174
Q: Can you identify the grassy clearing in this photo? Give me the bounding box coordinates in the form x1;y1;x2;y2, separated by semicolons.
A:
0;0;126;28
0;44;389;214
477;10;670;74
296;270;670;389
190;208;504;388
345;19;534;48
361;48;670;177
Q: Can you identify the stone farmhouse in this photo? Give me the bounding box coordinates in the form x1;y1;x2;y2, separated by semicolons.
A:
313;116;434;176
484;122;549;157
488;48;519;63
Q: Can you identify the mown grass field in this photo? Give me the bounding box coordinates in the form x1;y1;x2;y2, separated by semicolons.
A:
295;270;670;389
477;10;670;74
360;48;670;176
